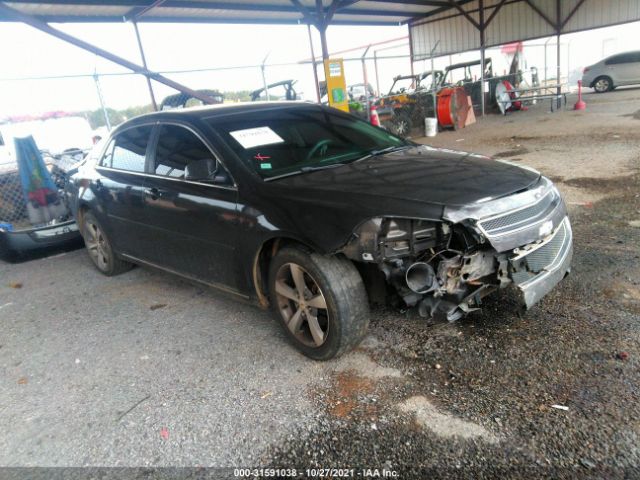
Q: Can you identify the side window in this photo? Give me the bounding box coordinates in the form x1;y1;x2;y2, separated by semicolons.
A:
605;55;621;65
606;53;635;65
154;124;233;186
99;139;115;167
104;125;152;172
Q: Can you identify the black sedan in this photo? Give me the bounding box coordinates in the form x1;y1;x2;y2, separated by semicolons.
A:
67;102;572;360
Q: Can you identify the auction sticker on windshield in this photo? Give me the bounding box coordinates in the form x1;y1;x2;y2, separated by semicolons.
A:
230;126;284;149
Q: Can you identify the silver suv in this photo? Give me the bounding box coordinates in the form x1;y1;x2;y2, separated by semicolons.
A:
582;51;640;93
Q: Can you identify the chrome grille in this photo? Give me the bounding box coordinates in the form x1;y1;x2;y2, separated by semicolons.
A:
523;220;569;273
479;191;556;236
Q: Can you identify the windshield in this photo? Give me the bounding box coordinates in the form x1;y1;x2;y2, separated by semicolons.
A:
208;107;407;180
389;77;415;94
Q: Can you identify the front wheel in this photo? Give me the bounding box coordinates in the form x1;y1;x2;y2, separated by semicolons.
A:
268;247;369;360
81;211;133;276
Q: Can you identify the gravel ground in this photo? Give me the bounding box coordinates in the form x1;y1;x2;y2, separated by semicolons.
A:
1;87;639;478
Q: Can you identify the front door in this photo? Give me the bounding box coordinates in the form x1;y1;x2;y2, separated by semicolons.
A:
141;123;241;291
94;124;155;260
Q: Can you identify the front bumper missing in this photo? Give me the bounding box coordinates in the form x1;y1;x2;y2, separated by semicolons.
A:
511;216;573;309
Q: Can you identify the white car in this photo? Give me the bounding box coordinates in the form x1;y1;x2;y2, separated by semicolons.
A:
582;51;640;93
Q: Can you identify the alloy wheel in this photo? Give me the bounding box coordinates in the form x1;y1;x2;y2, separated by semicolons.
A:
274;262;329;347
84;220;110;271
595;78;610;92
395;119;409;136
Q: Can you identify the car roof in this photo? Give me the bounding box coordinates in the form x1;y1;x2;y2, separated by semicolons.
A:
122;101;321;127
605;50;640;59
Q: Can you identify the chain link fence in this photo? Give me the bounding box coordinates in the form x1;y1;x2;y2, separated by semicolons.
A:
0;150;80;231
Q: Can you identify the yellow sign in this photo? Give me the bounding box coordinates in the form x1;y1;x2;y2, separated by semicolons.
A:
323;58;349;112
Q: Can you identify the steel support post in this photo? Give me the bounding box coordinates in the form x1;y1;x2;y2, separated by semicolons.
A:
479;0;486;117
132;21;158;111
307;23;321;103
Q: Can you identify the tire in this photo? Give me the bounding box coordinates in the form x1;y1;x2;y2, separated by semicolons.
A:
80;211;133;276
268;247;369;360
391;113;412;138
592;76;613;93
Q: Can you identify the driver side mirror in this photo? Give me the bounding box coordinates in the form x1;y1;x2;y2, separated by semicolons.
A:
185;158;217;181
185;158;231;185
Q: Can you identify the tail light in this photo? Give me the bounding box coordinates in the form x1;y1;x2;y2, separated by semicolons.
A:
370;108;381;127
583;67;590;73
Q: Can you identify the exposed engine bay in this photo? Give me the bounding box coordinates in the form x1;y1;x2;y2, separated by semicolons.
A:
341;177;573;321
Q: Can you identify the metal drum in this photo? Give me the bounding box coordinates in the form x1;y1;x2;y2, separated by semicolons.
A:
436;86;470;130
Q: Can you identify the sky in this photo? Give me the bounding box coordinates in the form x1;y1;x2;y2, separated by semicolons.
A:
1;19;639;117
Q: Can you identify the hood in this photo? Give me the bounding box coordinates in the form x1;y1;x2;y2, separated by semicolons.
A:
269;145;540;208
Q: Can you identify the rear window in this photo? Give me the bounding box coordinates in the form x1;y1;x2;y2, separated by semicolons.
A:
208;107;405;179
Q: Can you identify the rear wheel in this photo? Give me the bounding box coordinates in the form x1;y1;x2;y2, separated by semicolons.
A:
391;113;412;138
593;76;613;93
268;247;369;360
81;211;132;276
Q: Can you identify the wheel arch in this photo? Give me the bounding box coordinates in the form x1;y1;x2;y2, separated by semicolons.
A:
76;202;90;227
252;235;319;309
592;75;613;90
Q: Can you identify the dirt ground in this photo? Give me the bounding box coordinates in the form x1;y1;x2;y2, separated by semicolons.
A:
1;87;639;479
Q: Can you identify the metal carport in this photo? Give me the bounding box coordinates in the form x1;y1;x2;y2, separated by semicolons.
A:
1;0;639;113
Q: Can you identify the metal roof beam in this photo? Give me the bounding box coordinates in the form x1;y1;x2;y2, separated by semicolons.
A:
365;0;449;6
0;1;218;103
448;0;479;30
406;0;475;24
524;0;556;30
7;0;423;18
0;14;401;25
560;0;585;30
124;0;165;21
484;0;506;27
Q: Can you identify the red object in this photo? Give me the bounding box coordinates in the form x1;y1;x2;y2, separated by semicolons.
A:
253;153;271;162
370;108;381;127
574;80;587;111
502;80;522;110
436;87;469;129
28;188;54;207
501;42;523;55
617;351;629;361
160;427;169;440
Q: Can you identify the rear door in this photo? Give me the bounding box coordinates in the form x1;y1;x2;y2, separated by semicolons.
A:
94;124;155;259
141;122;242;291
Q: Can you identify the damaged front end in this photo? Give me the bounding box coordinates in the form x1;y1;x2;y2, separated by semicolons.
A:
341;177;573;320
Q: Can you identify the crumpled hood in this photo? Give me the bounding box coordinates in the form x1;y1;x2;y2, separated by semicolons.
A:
269;145;540;208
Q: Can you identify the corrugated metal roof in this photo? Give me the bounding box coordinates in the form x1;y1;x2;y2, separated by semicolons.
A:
410;0;640;59
0;0;447;25
2;0;638;55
